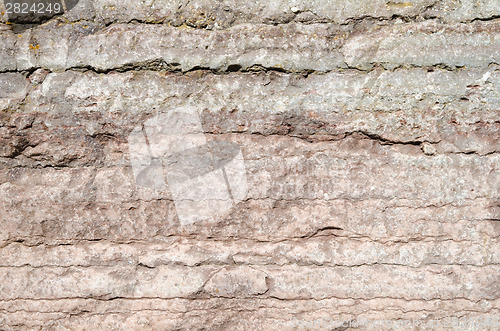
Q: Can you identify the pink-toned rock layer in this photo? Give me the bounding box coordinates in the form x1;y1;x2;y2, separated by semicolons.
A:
0;0;499;329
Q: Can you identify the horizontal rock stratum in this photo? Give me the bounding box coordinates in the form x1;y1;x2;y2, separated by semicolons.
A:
0;0;499;330
2;21;500;72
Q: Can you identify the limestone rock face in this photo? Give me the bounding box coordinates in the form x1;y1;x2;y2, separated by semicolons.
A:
0;0;499;329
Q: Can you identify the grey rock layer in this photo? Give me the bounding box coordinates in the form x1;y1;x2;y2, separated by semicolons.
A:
2;20;500;72
2;0;500;26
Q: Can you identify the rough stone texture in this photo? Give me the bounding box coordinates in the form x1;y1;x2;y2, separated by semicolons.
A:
2;20;500;72
0;0;499;330
3;0;500;26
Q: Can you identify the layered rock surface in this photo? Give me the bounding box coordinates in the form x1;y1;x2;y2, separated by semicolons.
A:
0;0;499;329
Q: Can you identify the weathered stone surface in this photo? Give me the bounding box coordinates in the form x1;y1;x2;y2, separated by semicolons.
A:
2;0;500;26
2;20;500;72
0;0;499;329
2;239;499;268
1;69;499;161
1;297;498;330
0;21;345;72
344;21;500;70
0;264;498;301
